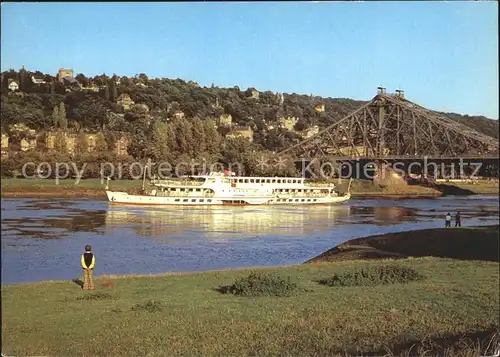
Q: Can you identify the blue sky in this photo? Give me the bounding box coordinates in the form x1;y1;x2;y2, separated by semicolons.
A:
1;2;498;118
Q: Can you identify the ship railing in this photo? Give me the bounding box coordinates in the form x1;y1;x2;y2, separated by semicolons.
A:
152;179;205;187
277;193;330;198
303;182;335;188
155;191;215;198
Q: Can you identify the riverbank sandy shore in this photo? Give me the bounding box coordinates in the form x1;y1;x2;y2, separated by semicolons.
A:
306;225;499;263
2;225;499;356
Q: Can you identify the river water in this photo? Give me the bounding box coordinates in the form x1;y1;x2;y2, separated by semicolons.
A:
1;196;498;284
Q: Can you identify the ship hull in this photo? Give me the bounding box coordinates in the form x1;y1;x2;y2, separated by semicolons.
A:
106;191;351;206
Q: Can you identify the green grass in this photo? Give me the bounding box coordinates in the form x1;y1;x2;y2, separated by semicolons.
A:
2;258;499;356
0;178;142;196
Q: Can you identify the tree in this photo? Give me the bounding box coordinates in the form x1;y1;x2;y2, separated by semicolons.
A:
150;121;176;162
172;117;194;157
75;74;89;87
191;117;207;155
75;132;89;154
138;73;149;84
19;67;27;92
110;81;117;102
119;76;130;87
52;105;60;128
104;86;110;101
202;118;222;155
58;102;67;130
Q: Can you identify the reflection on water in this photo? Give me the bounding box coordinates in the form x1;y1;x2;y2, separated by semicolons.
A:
1;196;498;284
104;205;352;242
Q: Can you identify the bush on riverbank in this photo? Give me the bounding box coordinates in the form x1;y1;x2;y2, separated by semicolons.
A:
132;299;164;312
318;264;425;287
219;272;298;297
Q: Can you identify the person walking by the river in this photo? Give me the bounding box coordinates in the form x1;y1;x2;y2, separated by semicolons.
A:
81;245;96;290
455;211;461;227
445;213;451;228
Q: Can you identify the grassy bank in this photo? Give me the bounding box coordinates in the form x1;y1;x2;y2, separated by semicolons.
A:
0;178;447;198
0;178;140;198
2;226;499;356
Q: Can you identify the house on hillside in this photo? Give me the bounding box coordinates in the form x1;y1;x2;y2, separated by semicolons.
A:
20;138;37;152
173;111;185;120
275;92;285;105
1;134;9;156
246;87;260;100
62;77;81;92
31;76;46;85
57;68;74;83
43;131;130;155
8;80;19;92
113;134;130;156
226;126;254;142
279;116;298;131
298;125;320;139
218;114;232;128
314;103;325;113
116;94;135;110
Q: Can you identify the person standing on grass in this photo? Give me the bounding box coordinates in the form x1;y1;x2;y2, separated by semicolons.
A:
455;211;461;227
81;245;96;290
445;213;451;228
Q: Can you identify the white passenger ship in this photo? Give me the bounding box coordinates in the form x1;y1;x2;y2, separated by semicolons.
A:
105;171;351;206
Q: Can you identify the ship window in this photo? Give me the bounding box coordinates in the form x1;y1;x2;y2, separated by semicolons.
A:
207;199;212;202
200;199;204;202
174;199;180;202
313;199;317;202
191;199;196;202
250;179;254;183
195;188;200;191
287;179;292;183
295;199;299;202
245;179;249;183
288;199;293;202
277;179;282;183
272;179;276;183
301;199;305;202
180;188;184;191
183;199;188;202
266;179;270;183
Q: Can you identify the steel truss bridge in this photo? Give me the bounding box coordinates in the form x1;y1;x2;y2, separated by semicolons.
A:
277;88;499;163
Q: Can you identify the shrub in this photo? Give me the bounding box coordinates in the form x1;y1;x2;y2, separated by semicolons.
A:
221;272;298;297
318;265;424;287
131;299;163;312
